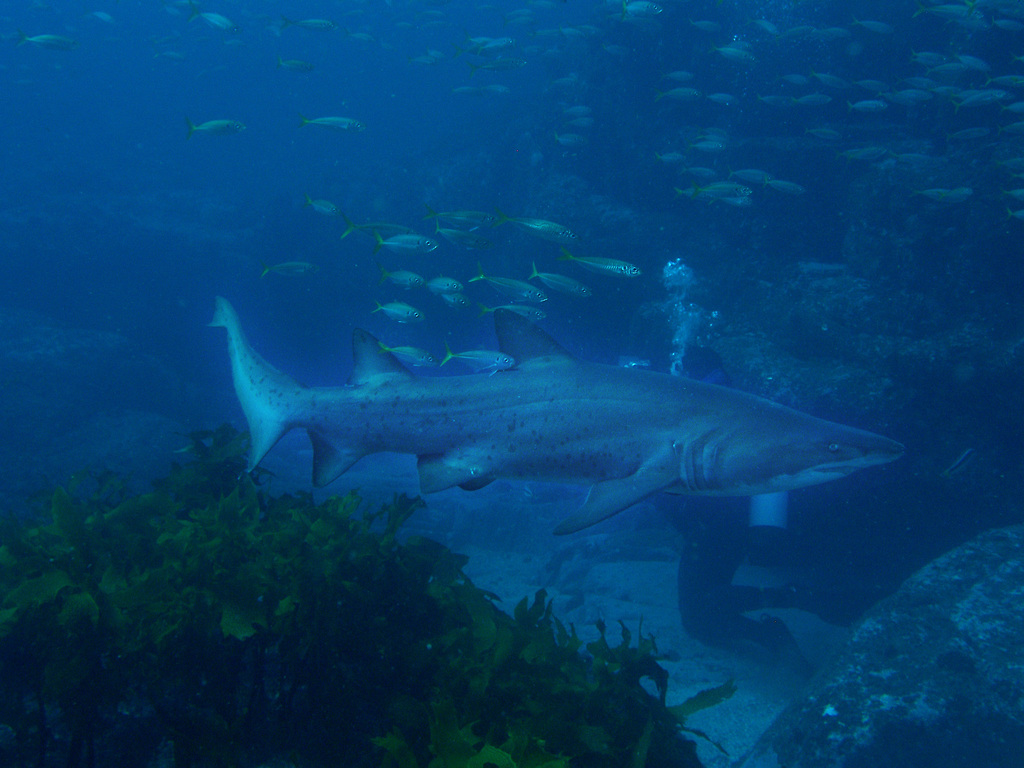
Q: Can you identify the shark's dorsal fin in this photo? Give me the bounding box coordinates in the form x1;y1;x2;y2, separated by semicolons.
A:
349;328;413;385
493;308;573;363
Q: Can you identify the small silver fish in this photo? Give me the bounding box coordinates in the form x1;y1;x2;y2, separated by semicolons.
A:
441;342;516;372
372;301;423;323
186;117;246;139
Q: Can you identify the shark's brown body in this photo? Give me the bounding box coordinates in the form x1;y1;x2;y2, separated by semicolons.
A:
211;298;903;533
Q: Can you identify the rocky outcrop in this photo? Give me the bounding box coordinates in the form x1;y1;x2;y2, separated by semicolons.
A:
0;307;184;510
738;524;1024;768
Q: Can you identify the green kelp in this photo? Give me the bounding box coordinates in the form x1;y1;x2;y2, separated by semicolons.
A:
0;425;721;768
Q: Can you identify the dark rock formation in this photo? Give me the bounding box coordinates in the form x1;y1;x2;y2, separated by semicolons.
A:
738;524;1024;768
0;307;185;511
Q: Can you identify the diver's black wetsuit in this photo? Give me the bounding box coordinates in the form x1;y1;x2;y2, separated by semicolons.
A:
668;345;814;673
670;501;814;674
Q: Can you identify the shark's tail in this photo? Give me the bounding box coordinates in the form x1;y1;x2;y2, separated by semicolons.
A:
210;297;305;473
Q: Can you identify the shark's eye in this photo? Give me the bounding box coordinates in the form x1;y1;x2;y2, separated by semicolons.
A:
828;442;840;452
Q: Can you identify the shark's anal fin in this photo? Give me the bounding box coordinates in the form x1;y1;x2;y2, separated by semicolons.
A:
417;454;491;494
308;431;364;487
553;455;679;535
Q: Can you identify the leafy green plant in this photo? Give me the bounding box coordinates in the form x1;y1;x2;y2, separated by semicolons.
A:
0;426;727;768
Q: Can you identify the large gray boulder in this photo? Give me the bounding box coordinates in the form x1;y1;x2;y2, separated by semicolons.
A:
739;524;1024;768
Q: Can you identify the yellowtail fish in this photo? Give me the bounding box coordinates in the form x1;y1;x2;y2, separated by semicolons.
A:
277;56;315;72
186;117;246;139
410;51;445;65
712;44;756;64
378;264;425;289
299;114;365;131
479;304;547;322
342;214;415;240
793;93;833;106
427;276;464;295
554;132;587;148
528;262;591;297
564;116;594;129
656;87;701;101
187;4;239;33
16;30;78;50
561;105;593;118
372;232;438;255
303;195;339;216
766;179;806;195
851;19;893;34
940;448;976;478
663;70;694;82
559;247;641;277
440;293;470;309
917;187;973;203
280;16;338;31
423;205;497;228
469;264;547;303
730;169;773;185
434;223;492;249
848;99;887;112
467;58;527;75
622;1;663;19
840;146;888;161
441;342;516;373
260;261;318;277
493;209;578;244
684;181;752;200
373;301;423;323
378;342;437;367
345;30;376;44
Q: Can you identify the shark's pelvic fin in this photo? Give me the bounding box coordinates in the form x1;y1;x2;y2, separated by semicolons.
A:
210;297;303;470
553;445;680;535
350;327;414;386
417;453;493;494
494;308;574;363
308;431;364;487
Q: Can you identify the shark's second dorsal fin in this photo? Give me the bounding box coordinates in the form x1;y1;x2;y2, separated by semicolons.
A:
493;308;573;363
349;328;413;385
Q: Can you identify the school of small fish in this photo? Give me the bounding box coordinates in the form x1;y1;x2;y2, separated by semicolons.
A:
13;0;1024;366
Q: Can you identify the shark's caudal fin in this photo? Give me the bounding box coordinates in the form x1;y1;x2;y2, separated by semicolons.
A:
211;298;414;485
210;297;306;471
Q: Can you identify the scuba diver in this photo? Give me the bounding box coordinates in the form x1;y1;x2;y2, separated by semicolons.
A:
668;488;815;675
666;344;873;676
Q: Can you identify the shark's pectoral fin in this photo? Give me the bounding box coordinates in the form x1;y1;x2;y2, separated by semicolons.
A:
417;453;492;494
309;431;364;487
553;463;679;535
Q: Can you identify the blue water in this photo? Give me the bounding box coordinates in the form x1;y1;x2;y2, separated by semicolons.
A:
5;1;1024;765
3;0;1024;651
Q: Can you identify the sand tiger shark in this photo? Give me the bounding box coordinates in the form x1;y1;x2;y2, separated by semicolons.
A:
211;298;903;534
